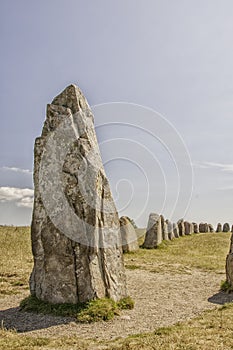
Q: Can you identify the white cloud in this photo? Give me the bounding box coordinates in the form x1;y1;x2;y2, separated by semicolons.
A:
16;196;34;208
0;187;34;208
1;166;32;175
193;161;233;173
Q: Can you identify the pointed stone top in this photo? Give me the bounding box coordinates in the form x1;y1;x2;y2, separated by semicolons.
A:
52;84;89;114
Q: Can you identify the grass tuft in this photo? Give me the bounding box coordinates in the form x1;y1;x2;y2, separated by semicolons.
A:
117;296;134;310
77;298;117;323
220;280;233;293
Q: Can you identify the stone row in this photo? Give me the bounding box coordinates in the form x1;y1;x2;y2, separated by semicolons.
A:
142;213;232;249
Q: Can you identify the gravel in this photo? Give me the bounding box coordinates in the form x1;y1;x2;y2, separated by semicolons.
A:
1;269;232;340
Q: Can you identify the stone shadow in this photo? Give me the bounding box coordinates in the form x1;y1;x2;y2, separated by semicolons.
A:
208;291;233;305
0;306;74;332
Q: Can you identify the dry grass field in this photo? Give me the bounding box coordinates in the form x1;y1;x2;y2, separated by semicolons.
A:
1;226;233;349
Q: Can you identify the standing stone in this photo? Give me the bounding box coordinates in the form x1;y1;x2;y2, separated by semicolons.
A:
184;221;192;235
199;223;205;233
30;84;127;304
216;223;222;232
226;233;233;288
161;215;169;241
142;213;162;248
178;219;185;237
119;216;139;253
199;222;209;233
173;223;179;238
223;223;230;232
184;221;191;235
190;223;194;234
166;219;174;240
193;223;199;234
163;222;169;241
208;224;214;233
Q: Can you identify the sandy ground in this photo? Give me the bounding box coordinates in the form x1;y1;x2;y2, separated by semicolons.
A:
1;269;233;340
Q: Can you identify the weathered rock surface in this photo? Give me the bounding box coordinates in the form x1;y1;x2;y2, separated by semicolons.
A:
226;233;233;287
166;219;174;240
161;215;168;241
193;223;199;234
178;219;185;237
119;216;139;253
216;223;222;232
142;213;162;248
199;223;209;233
208;224;214;233
223;223;230;232
184;221;192;235
190;223;194;234
30;84;127;304
173;223;179;238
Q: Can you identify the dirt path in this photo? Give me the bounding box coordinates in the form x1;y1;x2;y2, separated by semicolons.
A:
1;269;233;340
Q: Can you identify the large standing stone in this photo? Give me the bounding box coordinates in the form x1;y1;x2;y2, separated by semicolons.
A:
216;223;222;232
30;84;127;304
142;213;162;248
223;223;230;232
119;216;139;253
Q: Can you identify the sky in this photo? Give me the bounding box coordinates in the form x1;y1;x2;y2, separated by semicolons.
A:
1;0;233;228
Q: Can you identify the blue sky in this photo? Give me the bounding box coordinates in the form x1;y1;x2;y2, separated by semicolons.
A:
1;0;233;227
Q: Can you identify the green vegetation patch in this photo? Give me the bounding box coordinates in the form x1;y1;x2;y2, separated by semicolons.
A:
20;295;134;323
221;280;233;293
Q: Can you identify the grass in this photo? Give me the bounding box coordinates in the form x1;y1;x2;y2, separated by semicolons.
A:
20;295;134;323
1;226;233;349
125;230;231;274
0;226;32;297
